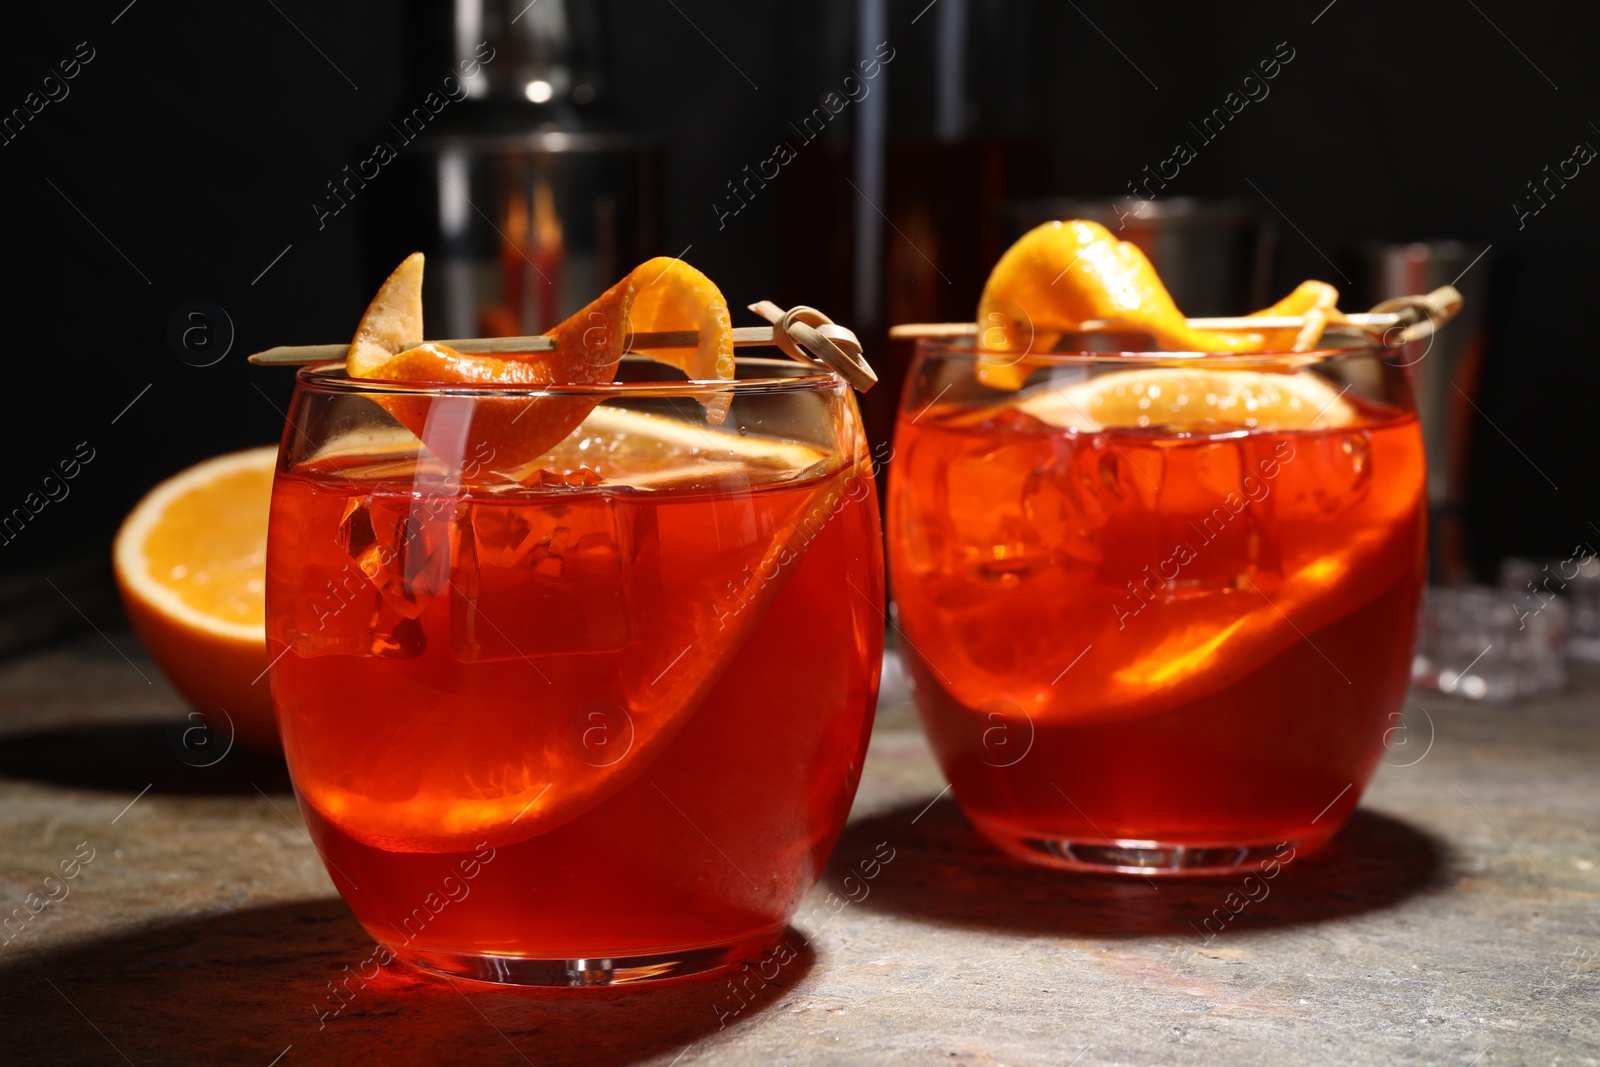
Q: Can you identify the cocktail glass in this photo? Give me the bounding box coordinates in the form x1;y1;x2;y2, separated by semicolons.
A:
266;356;883;983
887;340;1425;874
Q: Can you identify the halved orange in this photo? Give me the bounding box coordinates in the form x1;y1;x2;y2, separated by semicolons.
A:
975;220;1343;389
347;253;735;470
114;446;280;753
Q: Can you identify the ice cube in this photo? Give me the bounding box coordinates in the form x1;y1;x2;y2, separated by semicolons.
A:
338;489;451;620
451;494;635;661
1305;430;1373;519
295;488;458;660
940;436;1052;583
1135;436;1281;601
1023;437;1160;569
279;558;385;658
368;615;427;659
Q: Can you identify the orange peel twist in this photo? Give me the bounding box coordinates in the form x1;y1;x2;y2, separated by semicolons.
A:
345;254;735;471
975;220;1346;390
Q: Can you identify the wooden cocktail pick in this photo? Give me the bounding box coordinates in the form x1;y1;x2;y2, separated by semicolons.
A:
888;285;1463;350
247;302;877;392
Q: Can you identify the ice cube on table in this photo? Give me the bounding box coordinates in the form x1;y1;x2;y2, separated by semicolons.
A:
1413;584;1567;701
1500;554;1600;663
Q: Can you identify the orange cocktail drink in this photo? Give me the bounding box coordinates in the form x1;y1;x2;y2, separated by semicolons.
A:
886;219;1431;874
889;344;1426;873
266;360;882;982
265;251;883;983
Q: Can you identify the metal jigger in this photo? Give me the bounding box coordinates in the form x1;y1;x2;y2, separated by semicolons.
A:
1362;241;1492;584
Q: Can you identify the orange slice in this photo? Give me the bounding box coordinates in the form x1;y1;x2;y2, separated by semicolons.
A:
1082;523;1410;723
1014;373;1372;721
975;220;1343;389
1015;366;1356;432
114;446;281;753
347;253;735;470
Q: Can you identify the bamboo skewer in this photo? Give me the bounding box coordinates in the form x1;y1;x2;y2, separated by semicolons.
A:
247;285;1457;391
247;302;879;393
891;316;1386;337
890;286;1463;349
250;327;772;366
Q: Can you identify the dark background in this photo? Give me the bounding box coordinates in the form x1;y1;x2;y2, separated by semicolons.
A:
2;0;1596;594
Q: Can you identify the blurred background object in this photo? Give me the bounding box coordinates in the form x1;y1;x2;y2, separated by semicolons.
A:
383;0;660;340
1361;241;1493;585
774;0;1048;451
1412;584;1567;703
1501;553;1600;662
4;0;1600;636
999;197;1276;315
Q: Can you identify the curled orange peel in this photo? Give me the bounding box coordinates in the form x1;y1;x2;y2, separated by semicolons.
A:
346;253;735;470
974;220;1346;389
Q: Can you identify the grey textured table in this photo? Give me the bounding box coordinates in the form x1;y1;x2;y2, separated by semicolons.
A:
1;635;1597;1066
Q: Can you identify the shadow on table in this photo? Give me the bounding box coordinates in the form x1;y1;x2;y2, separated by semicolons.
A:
831;797;1446;939
0;718;292;795
0;898;810;1067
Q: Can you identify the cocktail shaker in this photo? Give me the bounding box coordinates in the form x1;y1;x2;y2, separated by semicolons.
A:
382;0;660;340
1362;241;1492;584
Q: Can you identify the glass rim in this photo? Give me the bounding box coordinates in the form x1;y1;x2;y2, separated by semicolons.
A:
913;335;1383;369
294;354;844;398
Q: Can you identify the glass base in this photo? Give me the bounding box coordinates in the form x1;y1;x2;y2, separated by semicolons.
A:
971;815;1336;876
392;927;784;987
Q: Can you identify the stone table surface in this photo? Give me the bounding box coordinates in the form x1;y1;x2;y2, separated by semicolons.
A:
1;634;1597;1067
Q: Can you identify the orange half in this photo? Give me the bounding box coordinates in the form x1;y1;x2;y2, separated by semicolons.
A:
114;446;281;752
